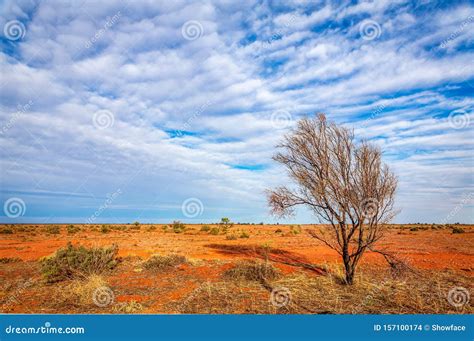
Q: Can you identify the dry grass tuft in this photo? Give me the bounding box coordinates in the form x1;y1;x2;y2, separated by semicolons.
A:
113;300;143;313
57;275;108;308
223;260;279;283
143;254;187;272
171;281;270;314
0;257;22;264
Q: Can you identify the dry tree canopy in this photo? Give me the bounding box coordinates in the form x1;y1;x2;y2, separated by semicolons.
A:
267;114;398;283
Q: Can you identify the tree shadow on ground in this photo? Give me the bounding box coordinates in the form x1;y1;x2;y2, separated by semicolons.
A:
204;243;327;275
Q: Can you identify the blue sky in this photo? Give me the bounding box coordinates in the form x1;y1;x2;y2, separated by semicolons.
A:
0;0;473;224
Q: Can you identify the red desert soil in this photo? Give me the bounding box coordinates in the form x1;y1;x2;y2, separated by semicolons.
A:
1;224;472;271
0;224;473;314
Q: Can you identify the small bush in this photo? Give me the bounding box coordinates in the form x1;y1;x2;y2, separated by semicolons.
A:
46;226;61;235
143;254;186;271
172;221;186;233
226;234;238;240
40;243;119;283
223;260;279;282
131;222;141;230
0;227;13;234
452;227;465;234
147;225;157;232
200;225;211;232
0;257;21;263
210;227;220;235
101;225;110;233
113;300;143;313
410;227;419;232
275;228;283;233
67;225;81;234
239;232;250;238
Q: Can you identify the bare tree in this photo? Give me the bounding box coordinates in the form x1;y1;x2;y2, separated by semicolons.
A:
267;114;397;284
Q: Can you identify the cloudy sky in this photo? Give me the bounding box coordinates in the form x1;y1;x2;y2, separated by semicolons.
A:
0;0;473;224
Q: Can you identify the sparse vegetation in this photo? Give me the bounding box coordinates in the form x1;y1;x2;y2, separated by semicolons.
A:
239;231;250;239
131;222;141;230
113;300;143;313
452;227;465;234
143;254;186;271
67;225;81;234
46;226;61;235
200;225;211;232
0;257;22;263
172;221;186;233
0;227;14;234
223;260;279;282
40;243;119;283
57;274;108;307
100;225;110;233
210;227;220;235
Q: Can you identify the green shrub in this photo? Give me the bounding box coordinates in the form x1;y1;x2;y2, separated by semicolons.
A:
210;227;220;235
100;225;110;233
131;222;141;230
40;242;119;283
200;225;211;232
452;227;465;234
147;225;157;231
144;254;186;271
239;232;250;239
410;227;419;232
46;226;61;235
67;225;81;234
226;234;238;240
172;221;186;233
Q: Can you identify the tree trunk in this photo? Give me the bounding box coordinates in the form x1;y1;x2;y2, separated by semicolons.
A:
342;247;354;285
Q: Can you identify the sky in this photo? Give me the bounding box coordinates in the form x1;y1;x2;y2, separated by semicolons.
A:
0;0;473;225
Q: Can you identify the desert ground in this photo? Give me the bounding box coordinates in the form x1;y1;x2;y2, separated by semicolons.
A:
0;223;472;314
